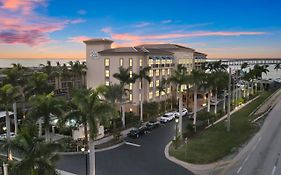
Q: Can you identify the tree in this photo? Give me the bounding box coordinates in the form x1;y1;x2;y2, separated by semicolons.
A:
1;126;62;175
68;61;87;89
28;93;65;142
157;78;168;112
136;67;151;122
99;84;122;139
113;67;137;127
168;64;189;138
0;84;19;161
71;87;115;175
274;63;281;72
27;72;53;96
189;69;205;132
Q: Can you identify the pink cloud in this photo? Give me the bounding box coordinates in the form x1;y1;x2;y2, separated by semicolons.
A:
68;36;92;43
0;0;85;46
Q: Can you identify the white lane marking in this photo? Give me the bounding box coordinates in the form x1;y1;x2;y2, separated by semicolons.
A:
125;141;141;147
237;137;262;174
271;166;276;175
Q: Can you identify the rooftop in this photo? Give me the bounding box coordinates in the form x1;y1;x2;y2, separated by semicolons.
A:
83;38;114;44
98;47;174;55
137;44;195;51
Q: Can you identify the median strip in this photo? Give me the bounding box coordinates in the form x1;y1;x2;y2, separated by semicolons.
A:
124;141;141;147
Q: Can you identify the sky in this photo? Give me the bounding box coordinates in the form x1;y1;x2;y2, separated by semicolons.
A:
0;0;281;59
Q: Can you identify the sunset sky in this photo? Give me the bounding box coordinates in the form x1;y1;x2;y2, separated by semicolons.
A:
0;0;280;59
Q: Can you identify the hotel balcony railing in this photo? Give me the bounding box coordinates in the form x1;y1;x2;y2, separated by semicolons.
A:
152;63;174;69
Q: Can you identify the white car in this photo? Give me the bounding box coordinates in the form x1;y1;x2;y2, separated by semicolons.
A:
175;108;188;116
160;113;176;123
0;132;15;140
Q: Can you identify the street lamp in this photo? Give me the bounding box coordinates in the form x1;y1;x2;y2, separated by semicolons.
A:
81;148;88;175
175;118;179;138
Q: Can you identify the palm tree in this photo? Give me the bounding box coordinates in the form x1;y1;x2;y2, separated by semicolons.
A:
71;87;115;175
168;65;189;138
274;63;281;72
69;61;87;89
157;78;168;112
1;126;62;175
27;72;53;96
204;73;214;113
113;67;137;127
28;93;65;142
136;67;151;122
189;69;205;132
0;84;19;160
99;84;122;139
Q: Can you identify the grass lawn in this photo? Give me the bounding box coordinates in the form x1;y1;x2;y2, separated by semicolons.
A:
170;90;274;164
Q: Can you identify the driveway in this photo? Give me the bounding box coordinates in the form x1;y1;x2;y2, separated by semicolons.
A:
56;118;194;175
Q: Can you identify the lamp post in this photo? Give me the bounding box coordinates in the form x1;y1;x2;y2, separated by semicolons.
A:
175;118;179;138
81;148;88;175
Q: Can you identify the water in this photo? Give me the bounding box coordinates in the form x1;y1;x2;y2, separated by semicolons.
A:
0;58;85;68
229;64;281;80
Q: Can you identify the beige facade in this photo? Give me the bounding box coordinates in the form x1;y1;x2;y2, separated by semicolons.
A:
84;39;204;113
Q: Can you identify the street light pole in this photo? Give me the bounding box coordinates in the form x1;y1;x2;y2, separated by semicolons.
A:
227;68;231;132
81;148;88;175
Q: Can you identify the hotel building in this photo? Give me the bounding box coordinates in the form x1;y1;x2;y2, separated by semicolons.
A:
84;38;206;113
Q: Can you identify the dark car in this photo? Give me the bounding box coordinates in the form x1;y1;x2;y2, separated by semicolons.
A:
127;126;149;138
146;119;160;130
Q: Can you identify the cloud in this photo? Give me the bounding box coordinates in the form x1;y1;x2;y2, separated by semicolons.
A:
0;0;85;46
161;19;172;24
134;22;152;28
102;29;266;41
68;36;92;43
77;9;87;15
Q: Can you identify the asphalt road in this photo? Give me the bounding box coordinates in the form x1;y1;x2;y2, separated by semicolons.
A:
56;117;194;175
226;95;281;175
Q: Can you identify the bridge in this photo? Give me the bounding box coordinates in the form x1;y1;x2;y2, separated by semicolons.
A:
209;58;281;66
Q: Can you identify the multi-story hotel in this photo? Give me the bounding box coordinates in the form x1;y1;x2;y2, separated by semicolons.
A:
84;38;206;113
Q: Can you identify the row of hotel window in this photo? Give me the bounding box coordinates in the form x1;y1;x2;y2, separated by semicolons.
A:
104;58;173;67
104;69;171;78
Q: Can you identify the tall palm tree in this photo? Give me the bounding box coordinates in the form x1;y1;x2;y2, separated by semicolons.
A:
99;84;122;139
168;64;189;138
189;69;205;132
28;93;65;142
113;67;137;127
69;61;87;89
1;126;62;175
0;84;19;160
204;73;214;113
136;67;151;122
274;63;281;72
71;87;115;175
157;78;168;112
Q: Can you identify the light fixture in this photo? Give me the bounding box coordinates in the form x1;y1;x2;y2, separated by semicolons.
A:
81;147;85;152
175;118;179;123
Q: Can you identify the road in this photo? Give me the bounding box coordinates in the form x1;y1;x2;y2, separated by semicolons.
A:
226;95;281;175
56;118;193;175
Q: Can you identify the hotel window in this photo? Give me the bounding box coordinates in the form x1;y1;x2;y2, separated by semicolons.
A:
148;58;153;66
167;69;170;75
156;90;159;97
129;108;133;112
156;59;160;65
156;80;160;87
162;69;166;76
129;58;133;67
149;91;153;99
129;83;133;90
156;70;160;76
149;70;153;77
129;70;133;78
129;93;133;101
105;58;110;66
162;59;166;64
167;87;171;94
105;81;110;86
161;91;165;96
105;70;110;78
149;81;153;88
139;59;143;67
119;58;123;66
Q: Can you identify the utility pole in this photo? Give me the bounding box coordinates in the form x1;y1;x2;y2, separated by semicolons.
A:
227;68;231;132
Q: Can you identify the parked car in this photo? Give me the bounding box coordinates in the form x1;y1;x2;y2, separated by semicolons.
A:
175;108;188;117
146;119;160;130
127;126;149;138
160;112;176;123
0;132;15;140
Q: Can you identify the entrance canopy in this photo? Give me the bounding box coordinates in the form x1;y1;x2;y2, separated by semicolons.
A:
0;111;13;118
